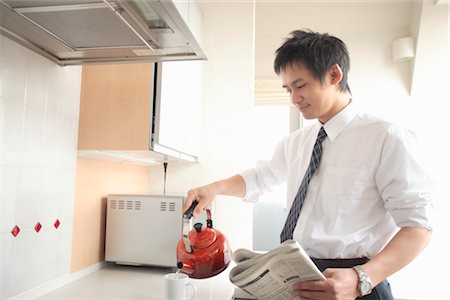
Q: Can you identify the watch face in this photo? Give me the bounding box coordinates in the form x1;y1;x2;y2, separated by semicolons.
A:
361;281;372;294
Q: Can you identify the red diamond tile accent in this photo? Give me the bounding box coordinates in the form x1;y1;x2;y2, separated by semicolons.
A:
11;225;20;237
34;222;42;233
54;219;60;229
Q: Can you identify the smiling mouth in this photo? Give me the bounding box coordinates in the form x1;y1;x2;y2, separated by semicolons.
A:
298;104;309;111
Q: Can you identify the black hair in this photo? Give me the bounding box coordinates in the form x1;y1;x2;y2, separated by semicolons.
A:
274;29;351;94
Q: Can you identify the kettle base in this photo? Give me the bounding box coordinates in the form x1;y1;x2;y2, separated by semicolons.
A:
182;261;230;279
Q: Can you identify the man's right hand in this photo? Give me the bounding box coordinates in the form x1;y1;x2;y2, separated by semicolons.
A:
183;174;246;218
184;183;218;218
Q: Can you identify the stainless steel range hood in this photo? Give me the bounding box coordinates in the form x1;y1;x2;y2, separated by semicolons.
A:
0;0;206;65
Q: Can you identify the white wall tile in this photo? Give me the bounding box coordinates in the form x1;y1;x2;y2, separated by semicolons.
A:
38;190;58;228
35;228;57;285
63;66;82;119
25;58;51;111
57;170;76;223
39;168;60;224
46;65;65;115
10;228;39;295
22;106;46;167
0;38;28;103
1;35;81;298
18;166;44;192
2;99;24;165
0;66;3;96
57;192;75;224
0;65;26;104
0;165;20;232
15;191;40;230
55;224;73;278
1;232;14;299
41;168;60;194
43;112;64;168
60;117;79;168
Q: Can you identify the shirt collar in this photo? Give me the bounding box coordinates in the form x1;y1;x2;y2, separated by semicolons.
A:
319;101;358;142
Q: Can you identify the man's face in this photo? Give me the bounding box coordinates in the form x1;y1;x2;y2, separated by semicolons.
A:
281;62;340;124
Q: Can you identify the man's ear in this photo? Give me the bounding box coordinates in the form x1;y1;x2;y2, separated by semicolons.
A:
329;64;343;86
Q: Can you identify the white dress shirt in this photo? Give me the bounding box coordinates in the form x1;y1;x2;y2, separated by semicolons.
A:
240;102;433;259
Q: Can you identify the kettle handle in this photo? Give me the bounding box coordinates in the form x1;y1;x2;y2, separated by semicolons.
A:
182;200;213;253
183;200;199;219
182;201;198;253
183;200;213;223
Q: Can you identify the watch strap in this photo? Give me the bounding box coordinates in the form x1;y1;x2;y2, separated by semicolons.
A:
353;265;373;296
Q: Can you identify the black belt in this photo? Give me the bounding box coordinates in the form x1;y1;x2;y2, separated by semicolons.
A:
311;257;369;272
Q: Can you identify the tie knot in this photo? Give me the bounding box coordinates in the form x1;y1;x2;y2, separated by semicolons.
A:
317;127;327;143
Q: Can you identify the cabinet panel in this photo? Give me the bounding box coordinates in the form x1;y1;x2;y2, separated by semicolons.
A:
78;63;154;150
154;60;202;159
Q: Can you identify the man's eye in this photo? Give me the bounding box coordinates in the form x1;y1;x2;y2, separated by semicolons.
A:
296;83;305;89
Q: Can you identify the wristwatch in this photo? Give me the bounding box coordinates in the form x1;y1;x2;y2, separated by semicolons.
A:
353;265;373;296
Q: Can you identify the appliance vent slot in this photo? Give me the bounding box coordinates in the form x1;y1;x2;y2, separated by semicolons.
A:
118;200;125;210
169;202;176;212
134;200;142;210
126;201;134;210
109;199;117;209
112;199;142;210
160;201;167;211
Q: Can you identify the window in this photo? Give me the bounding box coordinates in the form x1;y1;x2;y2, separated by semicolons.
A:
251;80;292;250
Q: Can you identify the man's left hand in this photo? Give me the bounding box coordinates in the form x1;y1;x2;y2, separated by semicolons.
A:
292;268;359;300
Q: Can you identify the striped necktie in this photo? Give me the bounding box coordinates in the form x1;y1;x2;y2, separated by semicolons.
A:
280;127;327;243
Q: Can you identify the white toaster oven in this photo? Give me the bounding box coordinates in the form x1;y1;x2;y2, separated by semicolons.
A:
105;194;183;267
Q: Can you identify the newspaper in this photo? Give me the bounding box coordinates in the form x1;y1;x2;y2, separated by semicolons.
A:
229;240;325;300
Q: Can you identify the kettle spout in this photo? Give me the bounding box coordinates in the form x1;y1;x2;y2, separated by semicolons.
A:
177;261;195;275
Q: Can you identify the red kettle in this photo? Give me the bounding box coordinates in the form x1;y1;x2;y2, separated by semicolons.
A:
176;201;232;279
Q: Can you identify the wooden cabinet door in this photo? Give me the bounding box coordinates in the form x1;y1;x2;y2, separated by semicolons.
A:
78;63;154;150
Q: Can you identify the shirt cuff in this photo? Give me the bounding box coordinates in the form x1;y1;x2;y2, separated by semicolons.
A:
239;168;261;203
389;204;434;231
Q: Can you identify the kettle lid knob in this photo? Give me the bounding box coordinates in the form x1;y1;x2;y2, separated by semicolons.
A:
193;222;202;233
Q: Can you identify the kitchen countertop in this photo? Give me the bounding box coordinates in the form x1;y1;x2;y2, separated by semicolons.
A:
38;263;236;300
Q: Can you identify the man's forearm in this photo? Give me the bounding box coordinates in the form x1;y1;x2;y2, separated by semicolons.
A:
363;227;431;286
185;174;246;216
212;174;246;197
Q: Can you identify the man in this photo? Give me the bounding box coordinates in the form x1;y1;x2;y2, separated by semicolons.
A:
183;29;432;299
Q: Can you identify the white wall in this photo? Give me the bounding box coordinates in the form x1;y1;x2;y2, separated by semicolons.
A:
389;3;449;299
147;9;449;300
148;1;256;251
0;36;81;299
254;2;449;298
1;2;445;299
